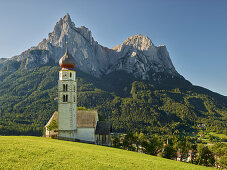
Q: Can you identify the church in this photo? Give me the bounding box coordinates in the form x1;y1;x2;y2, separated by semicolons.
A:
45;42;111;146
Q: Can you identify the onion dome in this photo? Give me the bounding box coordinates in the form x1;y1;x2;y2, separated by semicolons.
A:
59;42;75;69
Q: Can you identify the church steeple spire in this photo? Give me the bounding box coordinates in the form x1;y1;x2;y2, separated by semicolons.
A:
66;41;69;54
59;41;75;70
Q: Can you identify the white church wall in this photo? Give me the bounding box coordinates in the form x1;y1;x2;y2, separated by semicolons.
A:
58;104;72;130
59;130;76;140
58;79;77;131
77;128;95;142
45;127;50;137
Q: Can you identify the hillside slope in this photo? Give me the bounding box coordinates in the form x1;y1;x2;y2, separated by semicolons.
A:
0;66;226;135
0;136;212;169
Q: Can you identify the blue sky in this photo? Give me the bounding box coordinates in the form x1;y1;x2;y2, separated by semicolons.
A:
0;0;226;96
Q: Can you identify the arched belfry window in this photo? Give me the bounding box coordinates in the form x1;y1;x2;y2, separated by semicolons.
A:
63;95;68;102
66;95;68;102
63;84;68;92
70;72;72;78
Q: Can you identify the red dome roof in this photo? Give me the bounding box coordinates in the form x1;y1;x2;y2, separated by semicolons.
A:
59;42;75;69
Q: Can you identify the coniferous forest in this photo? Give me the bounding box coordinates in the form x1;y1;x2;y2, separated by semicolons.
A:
0;62;226;136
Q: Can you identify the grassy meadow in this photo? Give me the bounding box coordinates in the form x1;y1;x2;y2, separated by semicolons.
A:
0;136;212;169
209;132;227;140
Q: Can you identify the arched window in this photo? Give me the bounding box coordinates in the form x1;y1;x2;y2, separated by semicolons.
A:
63;84;68;92
66;95;68;102
63;95;68;102
74;95;75;102
70;72;72;78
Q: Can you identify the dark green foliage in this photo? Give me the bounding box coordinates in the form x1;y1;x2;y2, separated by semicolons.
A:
195;145;215;167
141;136;162;156
173;136;191;161
0;63;226;136
210;143;227;168
219;156;227;169
111;136;121;148
111;131;226;167
123;132;136;151
47;119;58;131
162;144;177;160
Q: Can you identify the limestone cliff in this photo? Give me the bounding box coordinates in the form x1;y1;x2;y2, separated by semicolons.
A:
1;14;182;81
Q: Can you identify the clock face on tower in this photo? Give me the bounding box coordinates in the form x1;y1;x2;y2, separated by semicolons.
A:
63;72;68;79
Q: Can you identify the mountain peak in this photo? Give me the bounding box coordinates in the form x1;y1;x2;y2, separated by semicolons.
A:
122;34;154;50
63;13;72;23
125;34;151;42
7;15;181;81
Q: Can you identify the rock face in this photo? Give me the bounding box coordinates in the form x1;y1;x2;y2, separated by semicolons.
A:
108;35;180;80
1;14;182;80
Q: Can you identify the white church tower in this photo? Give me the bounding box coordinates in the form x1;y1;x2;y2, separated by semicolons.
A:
58;42;77;141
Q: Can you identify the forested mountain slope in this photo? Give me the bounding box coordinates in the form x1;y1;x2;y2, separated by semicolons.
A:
0;65;226;135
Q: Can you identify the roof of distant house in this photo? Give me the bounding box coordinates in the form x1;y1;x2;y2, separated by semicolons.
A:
45;111;58;127
95;121;112;135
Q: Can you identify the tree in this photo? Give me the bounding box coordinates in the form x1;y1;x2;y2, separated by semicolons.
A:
47;119;58;131
219;156;227;169
112;136;121;148
196;145;215;167
210;143;227;168
134;132;146;152
141;136;162;156
190;144;197;164
123;132;136;151
173;136;191;161
162;144;177;160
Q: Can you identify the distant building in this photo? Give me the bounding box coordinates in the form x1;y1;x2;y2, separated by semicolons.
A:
95;121;112;146
197;123;206;128
45;42;111;146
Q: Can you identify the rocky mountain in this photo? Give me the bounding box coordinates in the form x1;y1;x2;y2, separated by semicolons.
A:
108;35;180;80
0;14;181;80
0;14;226;136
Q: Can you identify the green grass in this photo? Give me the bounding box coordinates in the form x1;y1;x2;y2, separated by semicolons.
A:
209;132;227;139
0;136;212;169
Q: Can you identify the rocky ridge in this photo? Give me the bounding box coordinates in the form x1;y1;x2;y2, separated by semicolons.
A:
0;14;181;80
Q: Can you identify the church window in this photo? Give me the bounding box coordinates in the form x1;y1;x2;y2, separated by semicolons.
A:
63;95;68;102
66;95;68;102
63;84;68;92
74;95;75;102
70;72;72;78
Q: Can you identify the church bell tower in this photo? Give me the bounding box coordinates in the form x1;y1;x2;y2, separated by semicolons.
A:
58;42;77;141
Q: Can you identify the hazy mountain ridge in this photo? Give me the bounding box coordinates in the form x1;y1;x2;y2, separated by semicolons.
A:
0;14;181;80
